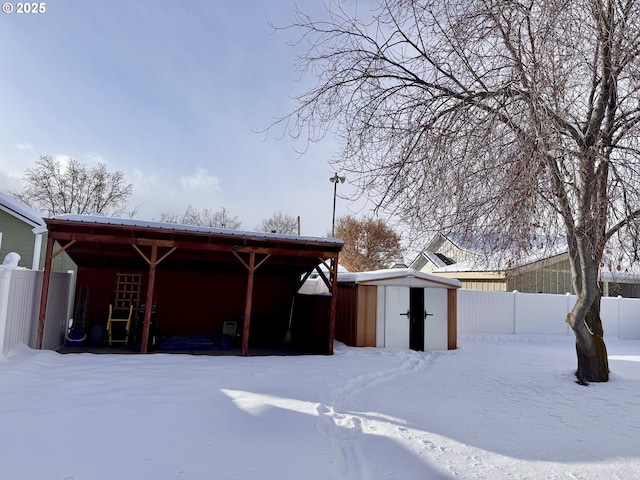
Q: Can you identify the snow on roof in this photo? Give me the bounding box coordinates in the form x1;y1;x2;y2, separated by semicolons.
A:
432;247;640;282
314;263;349;273
339;267;461;288
50;214;344;245
443;231;564;253
422;251;451;268
438;231;511;255
0;191;45;228
429;235;570;273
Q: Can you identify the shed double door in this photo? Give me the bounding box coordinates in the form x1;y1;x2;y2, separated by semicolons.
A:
384;286;448;351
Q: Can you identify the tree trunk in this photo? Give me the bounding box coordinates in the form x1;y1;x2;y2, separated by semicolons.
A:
567;295;609;384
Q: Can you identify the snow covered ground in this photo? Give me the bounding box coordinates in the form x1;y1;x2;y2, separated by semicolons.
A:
0;335;639;480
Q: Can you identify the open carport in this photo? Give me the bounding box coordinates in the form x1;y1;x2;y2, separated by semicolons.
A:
36;215;343;355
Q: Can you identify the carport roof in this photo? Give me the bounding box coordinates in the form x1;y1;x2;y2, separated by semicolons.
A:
45;214;343;270
49;214;343;244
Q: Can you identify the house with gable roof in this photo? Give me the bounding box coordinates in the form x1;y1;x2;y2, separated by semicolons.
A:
0;191;48;269
0;191;76;272
410;232;640;298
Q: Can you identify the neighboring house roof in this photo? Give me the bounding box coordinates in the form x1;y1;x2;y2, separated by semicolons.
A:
433;248;568;274
410;251;452;271
425;251;454;268
413;232;569;273
414;232;640;285
0;192;45;228
428;231;501;256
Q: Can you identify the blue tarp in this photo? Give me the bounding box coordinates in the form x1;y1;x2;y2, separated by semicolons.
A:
159;335;231;351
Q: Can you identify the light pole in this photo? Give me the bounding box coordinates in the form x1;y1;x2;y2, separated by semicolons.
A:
330;173;345;237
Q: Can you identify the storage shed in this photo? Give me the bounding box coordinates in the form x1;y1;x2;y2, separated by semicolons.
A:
335;268;461;351
36;215;343;355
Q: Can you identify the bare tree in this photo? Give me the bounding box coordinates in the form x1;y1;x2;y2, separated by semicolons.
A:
158;205;200;225
16;155;133;216
201;207;242;229
335;215;403;272
276;0;640;382
257;211;299;234
160;205;242;229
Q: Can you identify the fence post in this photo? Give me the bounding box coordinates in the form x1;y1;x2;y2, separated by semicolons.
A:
512;290;518;334
0;252;22;353
616;295;622;339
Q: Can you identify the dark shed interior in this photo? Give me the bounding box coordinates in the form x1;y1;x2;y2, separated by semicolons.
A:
38;215;342;355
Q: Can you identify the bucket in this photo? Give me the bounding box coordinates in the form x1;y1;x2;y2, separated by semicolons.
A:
66;329;87;347
89;325;106;346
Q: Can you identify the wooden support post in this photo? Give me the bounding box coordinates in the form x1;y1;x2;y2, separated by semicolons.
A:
241;252;256;356
447;288;458;350
328;255;339;355
36;235;55;349
141;244;158;354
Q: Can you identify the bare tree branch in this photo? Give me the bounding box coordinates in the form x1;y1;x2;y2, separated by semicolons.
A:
271;0;640;382
16;155;133;217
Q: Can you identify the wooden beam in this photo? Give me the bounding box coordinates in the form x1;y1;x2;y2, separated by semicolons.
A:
137;238;183;248
233;251;271;271
36;235;55;349
328;257;339;355
132;244;149;264
297;268;314;291
255;254;271;270
447;288;458;350
141;244;158;354
157;247;177;264
51;239;76;259
233;246;272;255
232;251;273;356
232;251;249;270
49;231;140;245
241;252;256;356
133;244;176;266
317;257;332;271
315;263;332;291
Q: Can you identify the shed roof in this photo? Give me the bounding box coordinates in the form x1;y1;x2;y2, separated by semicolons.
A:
339;268;461;288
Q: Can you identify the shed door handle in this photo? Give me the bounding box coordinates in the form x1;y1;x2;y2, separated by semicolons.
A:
400;310;410;317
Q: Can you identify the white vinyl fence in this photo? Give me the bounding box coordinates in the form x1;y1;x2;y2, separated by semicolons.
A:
458;289;640;339
0;266;75;354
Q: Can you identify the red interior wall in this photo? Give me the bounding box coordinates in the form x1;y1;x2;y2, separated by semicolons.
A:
75;267;143;332
75;265;299;343
153;270;246;336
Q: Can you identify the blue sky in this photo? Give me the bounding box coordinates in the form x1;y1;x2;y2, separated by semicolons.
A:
0;0;368;237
